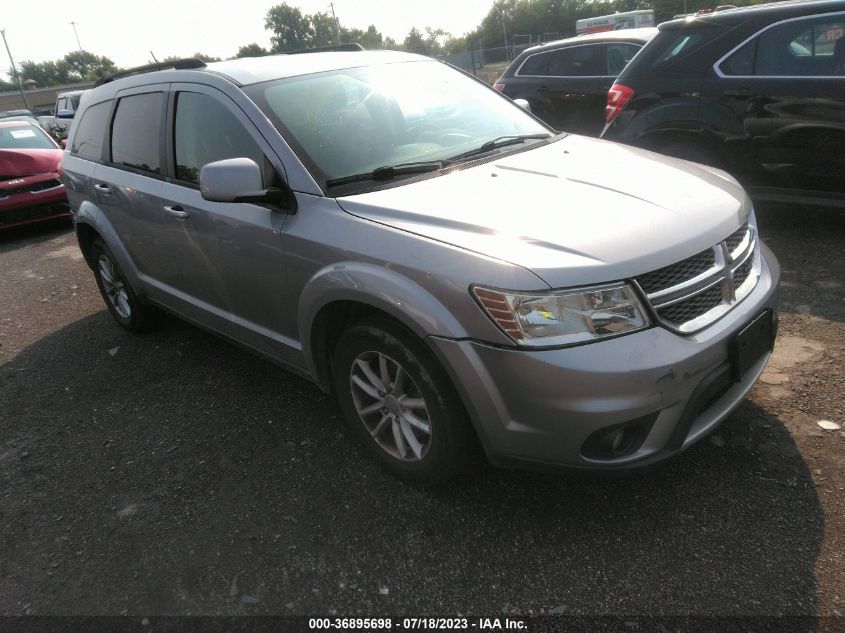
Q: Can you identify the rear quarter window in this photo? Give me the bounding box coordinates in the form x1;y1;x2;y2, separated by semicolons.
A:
71;101;111;160
621;25;723;76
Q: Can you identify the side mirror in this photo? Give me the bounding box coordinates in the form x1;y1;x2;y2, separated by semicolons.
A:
200;157;290;207
513;98;532;113
56;109;75;119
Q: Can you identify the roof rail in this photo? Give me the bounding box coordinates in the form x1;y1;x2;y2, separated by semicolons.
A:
94;58;207;87
286;43;364;55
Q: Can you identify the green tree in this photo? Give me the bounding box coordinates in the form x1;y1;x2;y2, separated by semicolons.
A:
62;50;117;81
191;52;222;62
16;60;70;86
309;11;339;47
15;50;117;86
265;3;312;52
236;43;270;58
265;3;392;52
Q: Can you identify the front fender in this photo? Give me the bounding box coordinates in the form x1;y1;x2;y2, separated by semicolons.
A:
298;261;470;380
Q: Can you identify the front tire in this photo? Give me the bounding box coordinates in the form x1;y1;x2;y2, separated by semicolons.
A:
91;239;155;332
331;318;474;484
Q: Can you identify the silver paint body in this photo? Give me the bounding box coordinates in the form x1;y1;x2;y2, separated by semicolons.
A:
61;52;779;469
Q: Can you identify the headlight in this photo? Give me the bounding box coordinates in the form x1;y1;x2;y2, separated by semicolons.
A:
472;282;650;347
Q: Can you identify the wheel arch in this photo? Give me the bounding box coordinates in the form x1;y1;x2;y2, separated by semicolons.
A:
300;262;470;392
74;201;145;298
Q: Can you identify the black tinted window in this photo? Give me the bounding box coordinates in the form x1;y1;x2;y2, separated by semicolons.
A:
606;43;642;75
629;26;721;73
755;14;845;76
518;51;549;75
546;45;604;76
110;93;162;174
174;92;266;185
71;101;110;160
721;40;756;76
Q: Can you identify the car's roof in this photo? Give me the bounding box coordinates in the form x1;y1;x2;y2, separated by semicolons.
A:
58;90;87;97
662;0;845;28
205;50;429;86
518;27;659;56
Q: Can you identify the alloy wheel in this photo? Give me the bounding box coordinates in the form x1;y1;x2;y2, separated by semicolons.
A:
349;351;432;461
98;254;131;319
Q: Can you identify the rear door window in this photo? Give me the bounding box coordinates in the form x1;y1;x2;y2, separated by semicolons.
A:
71;101;110;160
754;14;845;76
517;51;550;75
546;44;604;76
110;92;163;174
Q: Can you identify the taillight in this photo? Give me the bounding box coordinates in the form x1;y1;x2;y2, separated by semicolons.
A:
493;82;505;92
605;84;635;125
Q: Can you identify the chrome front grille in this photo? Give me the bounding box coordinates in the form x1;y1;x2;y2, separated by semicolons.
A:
637;248;716;294
634;223;760;333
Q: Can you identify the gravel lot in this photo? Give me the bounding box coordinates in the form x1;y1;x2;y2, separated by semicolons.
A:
0;204;843;618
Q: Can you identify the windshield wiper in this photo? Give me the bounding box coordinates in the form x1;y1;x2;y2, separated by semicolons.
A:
325;161;443;188
444;133;552;164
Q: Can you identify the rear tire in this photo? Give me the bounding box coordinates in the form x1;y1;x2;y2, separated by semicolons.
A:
91;239;155;332
331;318;474;484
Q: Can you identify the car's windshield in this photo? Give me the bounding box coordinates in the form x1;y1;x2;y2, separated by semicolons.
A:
0;124;56;150
246;59;550;185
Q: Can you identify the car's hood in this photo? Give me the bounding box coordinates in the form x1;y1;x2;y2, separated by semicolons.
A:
0;149;61;179
336;135;751;288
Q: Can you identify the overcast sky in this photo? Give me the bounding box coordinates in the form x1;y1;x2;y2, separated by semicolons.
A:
1;0;495;80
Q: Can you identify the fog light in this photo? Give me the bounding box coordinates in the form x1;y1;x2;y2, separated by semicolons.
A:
581;413;657;460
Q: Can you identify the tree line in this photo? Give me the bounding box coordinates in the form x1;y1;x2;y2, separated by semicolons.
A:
4;0;780;90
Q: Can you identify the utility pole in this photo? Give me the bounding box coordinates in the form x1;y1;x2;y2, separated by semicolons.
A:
329;2;341;44
0;29;30;110
502;14;508;61
70;21;83;51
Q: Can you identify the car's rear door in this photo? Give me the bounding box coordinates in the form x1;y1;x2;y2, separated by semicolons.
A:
91;85;170;283
712;10;845;195
541;42;607;135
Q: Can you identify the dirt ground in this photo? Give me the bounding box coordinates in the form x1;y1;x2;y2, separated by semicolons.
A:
0;202;843;620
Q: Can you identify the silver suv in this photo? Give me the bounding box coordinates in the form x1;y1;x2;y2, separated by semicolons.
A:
62;49;780;483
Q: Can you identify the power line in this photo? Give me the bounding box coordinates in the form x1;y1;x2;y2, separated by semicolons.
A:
70;21;83;51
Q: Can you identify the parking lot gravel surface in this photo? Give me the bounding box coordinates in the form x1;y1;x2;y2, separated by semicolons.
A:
0;204;843;618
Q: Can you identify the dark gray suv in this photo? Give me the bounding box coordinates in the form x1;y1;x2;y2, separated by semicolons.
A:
62;50;779;483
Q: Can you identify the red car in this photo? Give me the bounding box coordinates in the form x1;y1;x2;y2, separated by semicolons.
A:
0;120;70;230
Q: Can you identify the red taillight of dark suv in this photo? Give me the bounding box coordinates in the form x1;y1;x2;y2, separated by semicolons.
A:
493;82;505;92
605;84;635;125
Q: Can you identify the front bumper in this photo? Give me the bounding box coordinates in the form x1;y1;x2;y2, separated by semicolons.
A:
0;176;69;230
428;242;780;470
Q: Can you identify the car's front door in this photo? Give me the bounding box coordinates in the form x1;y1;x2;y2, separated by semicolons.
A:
160;84;299;365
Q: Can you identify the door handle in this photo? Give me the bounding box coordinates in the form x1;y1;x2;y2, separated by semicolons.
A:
93;183;111;195
163;204;189;219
